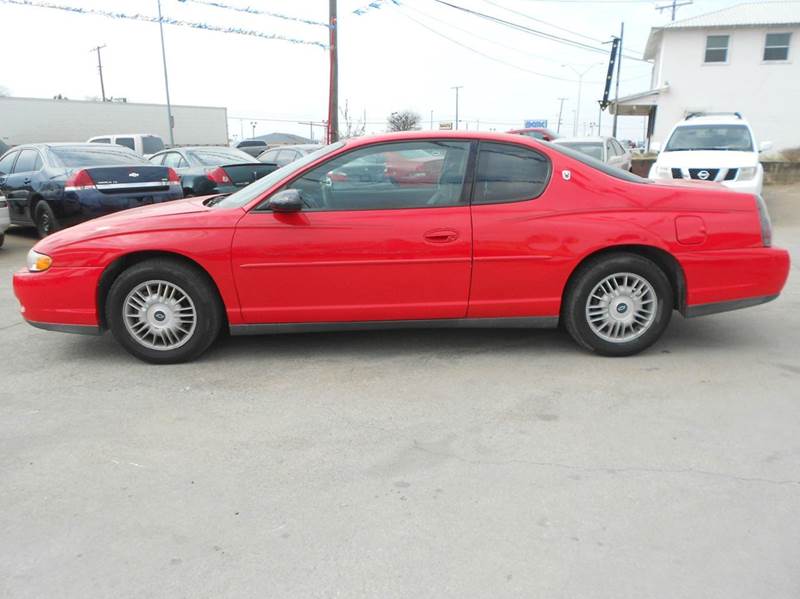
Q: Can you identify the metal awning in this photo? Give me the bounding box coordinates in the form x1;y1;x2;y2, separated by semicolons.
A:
609;86;669;116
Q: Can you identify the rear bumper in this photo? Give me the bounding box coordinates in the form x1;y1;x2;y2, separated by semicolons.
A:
680;247;790;315
13;266;102;327
26;321;102;335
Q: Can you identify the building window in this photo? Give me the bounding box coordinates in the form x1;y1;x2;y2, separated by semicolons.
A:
764;32;791;61
704;35;729;63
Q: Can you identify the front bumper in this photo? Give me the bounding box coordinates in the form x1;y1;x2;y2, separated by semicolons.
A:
13;266;103;328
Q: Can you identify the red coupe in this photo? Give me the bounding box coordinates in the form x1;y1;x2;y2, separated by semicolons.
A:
13;131;790;363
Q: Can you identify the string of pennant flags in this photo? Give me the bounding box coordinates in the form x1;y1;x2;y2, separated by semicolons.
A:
175;0;330;28
0;0;328;48
352;0;400;17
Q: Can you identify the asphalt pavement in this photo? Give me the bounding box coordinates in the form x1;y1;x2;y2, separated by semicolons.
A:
1;187;799;599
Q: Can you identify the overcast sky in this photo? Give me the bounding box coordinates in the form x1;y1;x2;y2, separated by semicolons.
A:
1;0;744;141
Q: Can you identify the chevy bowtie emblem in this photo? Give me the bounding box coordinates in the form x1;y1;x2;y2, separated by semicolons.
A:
129;172;140;178
697;170;710;180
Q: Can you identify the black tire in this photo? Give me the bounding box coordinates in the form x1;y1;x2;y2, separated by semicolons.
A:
105;258;223;364
34;202;59;238
562;253;673;357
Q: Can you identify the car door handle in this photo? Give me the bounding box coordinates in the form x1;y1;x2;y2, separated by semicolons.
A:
23;178;31;184
423;229;459;243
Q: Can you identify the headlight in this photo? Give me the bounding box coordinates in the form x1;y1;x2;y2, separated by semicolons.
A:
738;166;758;180
27;250;52;272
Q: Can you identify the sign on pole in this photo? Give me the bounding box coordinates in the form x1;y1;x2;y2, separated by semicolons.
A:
439;121;454;131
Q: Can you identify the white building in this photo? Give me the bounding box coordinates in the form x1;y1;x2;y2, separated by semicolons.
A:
612;1;800;150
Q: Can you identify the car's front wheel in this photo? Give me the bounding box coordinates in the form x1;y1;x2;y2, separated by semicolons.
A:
34;202;59;238
563;253;673;356
106;259;223;363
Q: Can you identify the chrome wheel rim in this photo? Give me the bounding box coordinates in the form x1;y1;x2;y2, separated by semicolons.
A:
585;272;657;343
123;280;197;351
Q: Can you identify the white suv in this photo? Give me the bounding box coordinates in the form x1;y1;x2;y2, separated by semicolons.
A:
648;113;772;195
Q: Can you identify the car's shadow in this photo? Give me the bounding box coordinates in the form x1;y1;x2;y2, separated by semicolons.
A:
7;226;39;240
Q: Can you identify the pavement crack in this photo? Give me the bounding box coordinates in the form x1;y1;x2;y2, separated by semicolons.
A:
412;441;800;487
0;322;22;331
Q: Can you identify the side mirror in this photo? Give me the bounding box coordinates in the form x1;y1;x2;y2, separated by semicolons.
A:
268;189;303;213
649;141;662;153
759;141;773;152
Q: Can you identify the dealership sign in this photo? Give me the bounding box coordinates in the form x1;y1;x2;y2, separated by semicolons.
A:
439;121;454;130
524;120;548;128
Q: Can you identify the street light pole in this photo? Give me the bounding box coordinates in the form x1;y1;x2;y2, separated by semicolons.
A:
90;45;107;102
563;63;601;137
250;121;257;138
156;0;174;146
556;97;567;133
451;86;463;130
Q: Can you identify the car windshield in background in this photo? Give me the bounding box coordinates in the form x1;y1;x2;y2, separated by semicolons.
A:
188;148;256;166
142;136;165;155
557;142;604;161
665;125;754;152
214;142;346;208
548;142;649;183
48;146;148;167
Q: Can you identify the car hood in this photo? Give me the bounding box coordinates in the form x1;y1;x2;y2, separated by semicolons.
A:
35;196;223;253
654;150;758;168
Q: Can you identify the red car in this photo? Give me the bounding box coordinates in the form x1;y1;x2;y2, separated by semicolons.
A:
507;127;560;141
13;131;790;363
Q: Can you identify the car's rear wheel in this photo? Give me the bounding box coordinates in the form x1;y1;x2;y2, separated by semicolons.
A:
106;259;223;363
563;253;672;356
34;202;59;238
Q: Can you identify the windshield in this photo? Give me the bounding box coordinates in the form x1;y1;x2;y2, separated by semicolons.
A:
665;124;753;152
187;148;256;166
214;141;346;208
48;145;148;167
142;136;165;154
548;142;648;183
556;142;604;161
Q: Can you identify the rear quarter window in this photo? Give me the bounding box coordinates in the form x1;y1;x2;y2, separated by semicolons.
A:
116;137;136;151
142;136;165;154
473;142;551;204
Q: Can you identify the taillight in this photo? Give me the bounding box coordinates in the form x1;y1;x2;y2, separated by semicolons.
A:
754;194;772;247
206;167;231;185
65;169;96;191
166;168;181;183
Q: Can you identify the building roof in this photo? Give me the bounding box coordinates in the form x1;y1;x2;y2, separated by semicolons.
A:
644;1;800;58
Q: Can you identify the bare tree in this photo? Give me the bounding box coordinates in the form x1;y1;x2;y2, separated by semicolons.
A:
387;110;421;132
339;99;365;139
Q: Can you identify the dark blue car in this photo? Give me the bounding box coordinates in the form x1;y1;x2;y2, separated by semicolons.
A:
0;143;183;237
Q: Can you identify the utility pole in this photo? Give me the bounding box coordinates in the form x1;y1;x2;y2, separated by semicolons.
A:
90;45;107;102
327;0;339;143
298;121;315;141
656;0;692;21
156;0;175;146
451;85;463;130
556;97;567;133
430;109;434;130
612;22;624;138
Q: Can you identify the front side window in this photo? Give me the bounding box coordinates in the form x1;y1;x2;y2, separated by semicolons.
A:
279;140;470;211
705;35;729;63
116;137;136;151
764;32;791;61
13;149;40;173
664;125;753;152
161;152;185;169
473;142;550;205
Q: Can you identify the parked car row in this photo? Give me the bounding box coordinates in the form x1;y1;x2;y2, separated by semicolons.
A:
507;128;634;171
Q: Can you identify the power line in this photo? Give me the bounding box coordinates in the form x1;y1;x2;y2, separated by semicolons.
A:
480;0;608;45
429;0;647;61
175;0;330;27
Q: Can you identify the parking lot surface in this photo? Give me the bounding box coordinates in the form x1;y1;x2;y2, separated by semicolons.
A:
1;187;799;599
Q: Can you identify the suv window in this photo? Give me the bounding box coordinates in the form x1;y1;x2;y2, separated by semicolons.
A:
612;139;626;155
13;149;40;173
116;137;136;151
142;136;165;154
280;140;470;211
0;151;18;175
473;142;550;204
239;141;266;148
90;138;111;144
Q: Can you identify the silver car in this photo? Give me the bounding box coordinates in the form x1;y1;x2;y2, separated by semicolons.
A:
552;136;632;171
0;193;9;248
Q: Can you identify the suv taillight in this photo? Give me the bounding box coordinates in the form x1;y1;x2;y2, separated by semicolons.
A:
65;169;96;190
754;194;772;247
206;167;231;185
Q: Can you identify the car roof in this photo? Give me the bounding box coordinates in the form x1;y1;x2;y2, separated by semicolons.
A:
553;137;607;143
340;130;553;150
275;144;323;151
89;133;160;138
677;115;751;126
